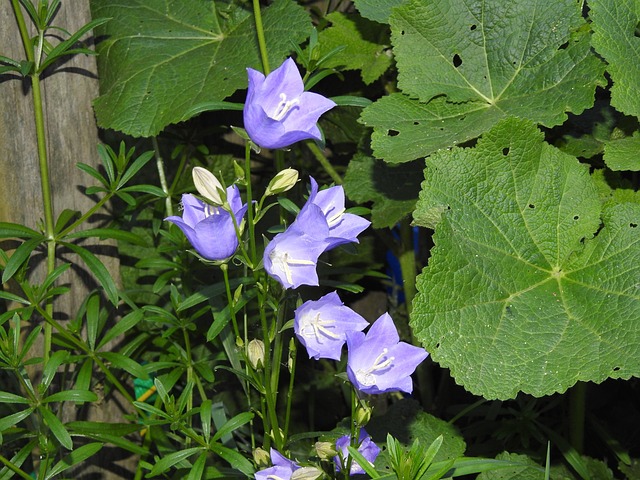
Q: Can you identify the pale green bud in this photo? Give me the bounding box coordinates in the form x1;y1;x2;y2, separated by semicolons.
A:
355;400;372;427
192;167;225;205
253;447;270;468
315;441;337;460
291;466;324;480
265;168;299;196
247;339;265;370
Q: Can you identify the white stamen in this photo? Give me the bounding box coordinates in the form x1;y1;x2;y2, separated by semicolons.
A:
300;313;340;343
271;92;300;121
204;204;222;217
269;248;314;285
355;348;394;387
326;207;345;227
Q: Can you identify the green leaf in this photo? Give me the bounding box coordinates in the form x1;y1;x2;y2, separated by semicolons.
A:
589;0;640;117
0;391;29;404
42;350;70;391
148;447;203;477
45;443;103;479
99;352;148;379
603;132;640;171
186;453;207;480
91;0;312;137
97;309;144;349
43;390;98;404
344;153;423;228
0;408;34;432
2;237;44;284
0;222;40;240
411;117;640;399
60;242;119;305
353;0;404;24
40;407;73;450
65;227;148;246
476;453;544;480
315;12;392;84
209;443;255;476
116;150;155;189
347;445;381;478
361;0;606;163
211;412;254;442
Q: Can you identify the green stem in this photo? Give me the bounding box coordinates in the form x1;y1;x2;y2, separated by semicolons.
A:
306;140;342;185
0;453;33;480
221;264;241;341
56;193;113;238
10;1;34;63
569;382;586;454
398;220;417;315
153;137;174;217
245;142;258;266
182;323;193;447
283;338;296;439
251;0;270;74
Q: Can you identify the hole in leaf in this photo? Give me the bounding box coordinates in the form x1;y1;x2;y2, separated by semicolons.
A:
400;30;405;35
502;147;510;156
413;121;420;126
573;215;579;220
558;41;569;50
613;366;621;372
439;127;444;131
388;129;400;137
529;204;535;209
459;116;466;121
635;22;640;38
470;24;477;30
630;222;638;228
453;54;462;68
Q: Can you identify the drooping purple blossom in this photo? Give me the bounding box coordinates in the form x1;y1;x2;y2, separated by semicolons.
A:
244;58;336;150
346;313;428;395
263;177;370;290
263;203;331;289
298;178;371;250
254;449;299;480
294;291;369;361
334;429;380;476
165;186;247;261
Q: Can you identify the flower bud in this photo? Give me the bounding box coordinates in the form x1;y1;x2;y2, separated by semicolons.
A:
247;339;265;370
192;167;225;205
354;401;372;427
291;466;324;480
315;441;337;460
253;447;270;468
265;168;299;196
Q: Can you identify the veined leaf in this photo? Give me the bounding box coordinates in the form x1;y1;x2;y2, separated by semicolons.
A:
91;0;312;137
411;117;640;399
361;0;606;162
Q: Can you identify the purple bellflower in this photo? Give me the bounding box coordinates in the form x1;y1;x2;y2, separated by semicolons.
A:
244;58;336;150
334;429;380;476
299;178;371;250
294;291;369;361
346;313;429;395
255;449;299;480
263;203;331;289
165;186;248;261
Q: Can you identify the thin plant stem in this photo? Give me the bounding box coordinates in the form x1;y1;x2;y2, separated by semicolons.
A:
283;338;296;438
221;263;241;341
57;193;113;238
569;382;586;453
306;140;343;185
153;137;174;218
12;1;56;363
398;220;417;316
182;323;193;447
251;0;270;74
245;142;258;266
0;453;33;480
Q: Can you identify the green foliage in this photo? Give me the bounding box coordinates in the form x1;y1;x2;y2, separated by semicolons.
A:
90;0;312;136
352;0;404;24
476;452;545;480
344;153;424;228
315;12;392;85
589;0;640;117
603;132;640;171
360;0;606;162
411;117;640;399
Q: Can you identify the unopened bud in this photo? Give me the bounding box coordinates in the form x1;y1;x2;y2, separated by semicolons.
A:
315;441;337;460
355;401;372;427
253;447;270;468
192;167;225;205
291;466;324;480
265;168;299;196
247;339;265;370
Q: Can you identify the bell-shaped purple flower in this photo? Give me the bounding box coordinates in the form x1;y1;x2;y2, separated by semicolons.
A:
165;186;248;261
264;204;331;289
294;291;369;360
255;449;299;480
334;429;380;476
298;178;371;250
346;313;428;395
244;58;336;149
